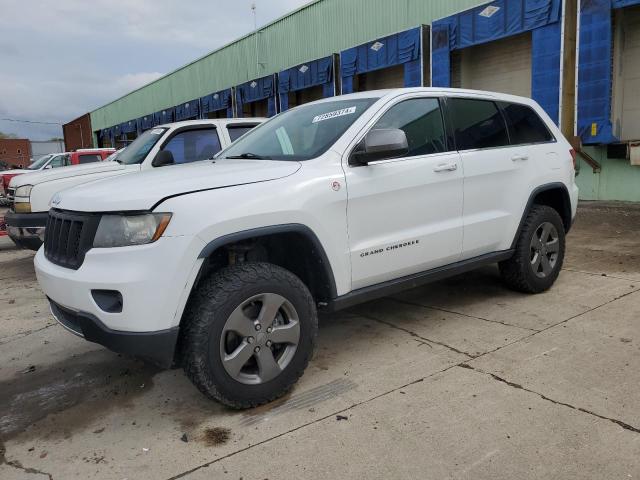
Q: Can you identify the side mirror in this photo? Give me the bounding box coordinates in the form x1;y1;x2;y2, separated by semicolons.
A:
44;164;52;170
349;128;409;166
152;150;175;167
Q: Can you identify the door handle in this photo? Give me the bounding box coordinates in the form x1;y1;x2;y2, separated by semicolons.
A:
511;154;529;162
433;162;458;172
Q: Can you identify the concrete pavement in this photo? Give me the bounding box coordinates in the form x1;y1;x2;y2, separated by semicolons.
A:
1;201;639;479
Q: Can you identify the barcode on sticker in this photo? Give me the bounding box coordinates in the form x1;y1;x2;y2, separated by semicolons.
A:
312;107;356;123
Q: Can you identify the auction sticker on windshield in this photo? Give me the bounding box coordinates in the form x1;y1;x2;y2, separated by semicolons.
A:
312;106;356;123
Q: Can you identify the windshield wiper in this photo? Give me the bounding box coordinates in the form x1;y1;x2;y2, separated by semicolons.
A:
225;152;271;160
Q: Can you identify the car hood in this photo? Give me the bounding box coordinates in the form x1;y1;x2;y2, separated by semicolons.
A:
1;169;30;177
55;159;302;212
9;161;124;188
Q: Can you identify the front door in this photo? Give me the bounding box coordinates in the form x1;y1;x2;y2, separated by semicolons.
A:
344;96;464;290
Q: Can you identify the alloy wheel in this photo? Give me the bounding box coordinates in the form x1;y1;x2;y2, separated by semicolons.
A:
218;293;300;385
529;221;559;278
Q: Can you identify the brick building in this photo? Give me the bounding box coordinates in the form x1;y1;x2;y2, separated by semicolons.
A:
0;138;31;168
62;113;94;151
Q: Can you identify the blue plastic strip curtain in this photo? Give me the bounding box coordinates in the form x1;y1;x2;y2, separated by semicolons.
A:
113;124;122;138
613;0;640;6
531;23;561;124
174;99;200;121
340;27;422;94
431;23;452;87
200;89;233;118
138;115;154;132
576;0;639;144
235;75;277;117
431;0;561;121
153;108;175;126
121;120;137;135
278;56;334;111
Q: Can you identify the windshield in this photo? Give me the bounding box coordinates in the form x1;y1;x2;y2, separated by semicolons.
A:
105;148;124;162
117;128;167;164
28;154;54;170
219;98;378;161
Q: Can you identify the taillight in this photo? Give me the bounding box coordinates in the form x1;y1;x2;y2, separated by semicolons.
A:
569;149;577;170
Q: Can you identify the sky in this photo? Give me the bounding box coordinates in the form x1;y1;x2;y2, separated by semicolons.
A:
0;0;310;141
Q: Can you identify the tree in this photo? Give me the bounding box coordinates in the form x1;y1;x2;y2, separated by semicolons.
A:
0;132;18;139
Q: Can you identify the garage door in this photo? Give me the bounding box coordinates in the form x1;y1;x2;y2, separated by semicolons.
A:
616;6;640;141
451;32;532;97
356;64;406;91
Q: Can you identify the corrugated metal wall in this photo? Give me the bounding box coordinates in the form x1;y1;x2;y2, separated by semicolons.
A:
90;0;483;131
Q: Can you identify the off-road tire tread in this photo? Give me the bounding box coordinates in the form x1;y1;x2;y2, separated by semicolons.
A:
180;262;317;409
499;204;565;294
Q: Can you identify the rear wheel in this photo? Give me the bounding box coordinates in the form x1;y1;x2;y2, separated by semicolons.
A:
180;262;317;408
499;205;565;293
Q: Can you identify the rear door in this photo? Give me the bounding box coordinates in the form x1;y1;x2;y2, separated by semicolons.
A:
345;96;464;289
447;97;525;257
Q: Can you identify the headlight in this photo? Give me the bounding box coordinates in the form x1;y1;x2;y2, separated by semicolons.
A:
93;213;172;248
15;185;33;198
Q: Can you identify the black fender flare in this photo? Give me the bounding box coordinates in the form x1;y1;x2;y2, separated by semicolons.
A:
510;182;572;250
197;223;338;299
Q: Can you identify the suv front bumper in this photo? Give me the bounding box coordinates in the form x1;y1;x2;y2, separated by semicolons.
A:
5;211;48;250
49;299;179;367
35;235;206;367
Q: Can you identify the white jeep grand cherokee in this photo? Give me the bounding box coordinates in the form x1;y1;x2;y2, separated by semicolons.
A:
35;88;578;408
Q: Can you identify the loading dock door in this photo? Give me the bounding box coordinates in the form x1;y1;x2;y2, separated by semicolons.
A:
451;32;532;98
614;6;640;141
354;64;406;91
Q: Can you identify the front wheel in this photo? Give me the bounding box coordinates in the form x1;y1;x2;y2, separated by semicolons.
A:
499;205;566;293
180;262;317;409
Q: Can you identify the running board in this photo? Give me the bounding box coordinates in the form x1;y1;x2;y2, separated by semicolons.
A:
327;250;514;311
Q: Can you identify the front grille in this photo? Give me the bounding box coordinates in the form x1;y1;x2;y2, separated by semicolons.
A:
44;209;100;269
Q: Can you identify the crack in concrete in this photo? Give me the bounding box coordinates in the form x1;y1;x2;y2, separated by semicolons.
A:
389;297;540;332
0;323;56;345
166;361;472;480
0;443;53;479
359;314;476;358
562;267;640;282
459;364;640;434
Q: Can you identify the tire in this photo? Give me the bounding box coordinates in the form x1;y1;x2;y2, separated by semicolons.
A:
499;204;565;293
180;262;317;409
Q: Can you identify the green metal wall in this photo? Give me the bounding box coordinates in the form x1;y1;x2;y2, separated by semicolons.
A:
576;147;640;202
90;0;483;131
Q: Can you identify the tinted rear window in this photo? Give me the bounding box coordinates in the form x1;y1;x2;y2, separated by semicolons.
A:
448;98;510;151
228;125;256;142
500;102;554;145
78;154;102;164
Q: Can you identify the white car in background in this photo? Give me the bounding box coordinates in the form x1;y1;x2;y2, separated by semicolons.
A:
6;119;264;249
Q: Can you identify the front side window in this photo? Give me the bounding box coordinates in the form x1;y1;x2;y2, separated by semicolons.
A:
500;102;554;145
372;98;447;157
78;154;102;164
49;154;69;168
118;128;167;165
448;98;510;151
219;98;378;161
162;128;221;164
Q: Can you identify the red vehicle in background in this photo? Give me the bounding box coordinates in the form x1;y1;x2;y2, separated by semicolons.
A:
0;149;115;200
